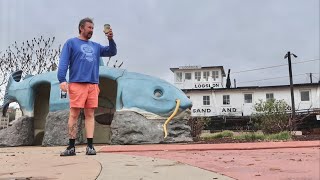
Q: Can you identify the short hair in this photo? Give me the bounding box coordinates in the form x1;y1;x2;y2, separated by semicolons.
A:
78;17;94;34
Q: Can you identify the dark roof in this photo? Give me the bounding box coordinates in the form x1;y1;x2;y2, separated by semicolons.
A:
181;82;320;92
170;66;226;77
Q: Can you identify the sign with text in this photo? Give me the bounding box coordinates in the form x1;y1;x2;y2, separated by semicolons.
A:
221;108;237;113
220;107;242;116
194;83;221;89
193;108;212;113
191;108;215;116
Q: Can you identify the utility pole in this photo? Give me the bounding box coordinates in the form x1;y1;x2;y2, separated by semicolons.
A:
284;51;297;120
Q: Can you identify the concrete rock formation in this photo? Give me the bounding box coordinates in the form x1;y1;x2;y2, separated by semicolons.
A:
111;111;192;144
0;116;34;146
42;110;85;146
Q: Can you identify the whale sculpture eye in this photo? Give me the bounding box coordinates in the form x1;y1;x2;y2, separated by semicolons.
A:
154;89;163;98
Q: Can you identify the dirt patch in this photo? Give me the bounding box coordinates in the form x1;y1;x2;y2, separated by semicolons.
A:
291;134;320;141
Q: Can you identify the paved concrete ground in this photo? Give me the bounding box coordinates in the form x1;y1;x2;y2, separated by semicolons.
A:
92;153;232;180
121;147;320;180
0;141;319;180
0;146;101;180
0;145;231;180
100;141;320;180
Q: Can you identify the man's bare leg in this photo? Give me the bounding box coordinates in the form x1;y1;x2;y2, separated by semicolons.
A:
68;108;81;139
84;108;96;155
84;108;95;138
60;108;81;156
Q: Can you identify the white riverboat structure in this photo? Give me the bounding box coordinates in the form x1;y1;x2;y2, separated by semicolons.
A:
170;65;320;130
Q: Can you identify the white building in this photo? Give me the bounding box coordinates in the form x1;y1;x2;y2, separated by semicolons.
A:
170;65;320;117
170;65;226;90
15;108;23;120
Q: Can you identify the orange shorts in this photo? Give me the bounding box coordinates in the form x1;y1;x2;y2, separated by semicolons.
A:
68;83;100;108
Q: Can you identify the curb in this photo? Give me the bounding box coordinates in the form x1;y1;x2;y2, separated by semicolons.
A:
99;141;320;153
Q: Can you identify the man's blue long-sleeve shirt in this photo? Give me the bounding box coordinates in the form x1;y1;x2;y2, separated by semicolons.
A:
57;37;117;84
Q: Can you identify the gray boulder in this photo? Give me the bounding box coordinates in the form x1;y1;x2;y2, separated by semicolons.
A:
42;110;85;146
0;116;34;147
111;111;193;144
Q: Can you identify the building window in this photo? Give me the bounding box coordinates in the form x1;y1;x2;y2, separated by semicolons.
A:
195;72;201;81
266;93;274;101
300;91;310;101
244;94;252;103
203;71;210;81
212;71;219;80
223;95;230;105
185;72;192;80
176;72;182;82
203;96;210;105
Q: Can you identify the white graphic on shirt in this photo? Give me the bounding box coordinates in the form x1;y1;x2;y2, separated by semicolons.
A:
80;44;95;62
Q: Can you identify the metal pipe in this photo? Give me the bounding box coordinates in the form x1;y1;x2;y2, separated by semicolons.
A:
163;99;180;138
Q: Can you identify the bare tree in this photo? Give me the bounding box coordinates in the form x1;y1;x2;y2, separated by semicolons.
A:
0;36;61;101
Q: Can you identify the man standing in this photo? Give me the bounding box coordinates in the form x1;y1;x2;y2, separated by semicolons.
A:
57;17;117;156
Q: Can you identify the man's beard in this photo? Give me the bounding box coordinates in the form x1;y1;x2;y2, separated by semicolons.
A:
86;32;93;39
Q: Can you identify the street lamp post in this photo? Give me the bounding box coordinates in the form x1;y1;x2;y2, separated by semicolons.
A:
284;51;297;120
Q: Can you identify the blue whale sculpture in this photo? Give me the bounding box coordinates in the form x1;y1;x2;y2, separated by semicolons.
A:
2;66;192;119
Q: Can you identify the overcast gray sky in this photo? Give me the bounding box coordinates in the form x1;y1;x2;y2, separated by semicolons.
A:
1;0;319;86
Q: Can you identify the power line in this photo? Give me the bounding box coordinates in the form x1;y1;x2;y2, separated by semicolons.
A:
231;58;320;74
237;72;320;84
312;74;320;81
312;74;319;79
237;73;313;84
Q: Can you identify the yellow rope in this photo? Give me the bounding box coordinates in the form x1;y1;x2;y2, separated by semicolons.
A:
163;99;180;138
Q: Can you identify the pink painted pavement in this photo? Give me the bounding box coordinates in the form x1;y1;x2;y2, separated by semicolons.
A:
99;141;320;180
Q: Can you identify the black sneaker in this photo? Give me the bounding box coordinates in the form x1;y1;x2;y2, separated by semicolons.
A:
60;147;76;156
86;146;96;155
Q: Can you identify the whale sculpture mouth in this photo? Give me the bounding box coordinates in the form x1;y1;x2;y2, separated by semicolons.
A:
118;99;190;139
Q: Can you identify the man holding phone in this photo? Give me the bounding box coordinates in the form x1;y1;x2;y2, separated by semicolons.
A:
57;17;117;156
